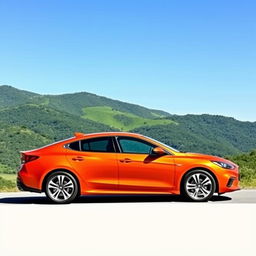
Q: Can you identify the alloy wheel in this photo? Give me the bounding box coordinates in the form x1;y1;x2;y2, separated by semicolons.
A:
183;171;215;201
46;172;78;203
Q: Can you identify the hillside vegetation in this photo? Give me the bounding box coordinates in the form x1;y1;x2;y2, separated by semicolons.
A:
133;114;256;156
0;85;170;118
0;85;38;107
1;85;256;190
229;150;256;187
83;106;175;130
0;105;115;171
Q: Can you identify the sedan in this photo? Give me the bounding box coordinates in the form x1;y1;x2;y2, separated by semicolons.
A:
17;132;240;203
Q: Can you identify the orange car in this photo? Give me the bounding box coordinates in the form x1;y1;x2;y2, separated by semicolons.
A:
17;132;240;203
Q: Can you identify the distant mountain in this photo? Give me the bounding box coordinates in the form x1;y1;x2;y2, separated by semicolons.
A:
0;103;114;171
1;85;256;173
134;114;256;156
0;104;115;141
0;85;171;118
0;85;38;108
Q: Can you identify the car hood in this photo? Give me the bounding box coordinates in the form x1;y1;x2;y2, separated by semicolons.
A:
177;152;237;166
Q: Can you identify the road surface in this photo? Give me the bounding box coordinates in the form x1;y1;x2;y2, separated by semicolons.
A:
1;190;256;256
1;189;256;204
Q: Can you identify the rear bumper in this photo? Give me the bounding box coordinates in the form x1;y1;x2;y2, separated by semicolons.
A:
17;175;41;193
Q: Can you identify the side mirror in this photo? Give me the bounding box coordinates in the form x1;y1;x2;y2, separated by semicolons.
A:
152;147;166;155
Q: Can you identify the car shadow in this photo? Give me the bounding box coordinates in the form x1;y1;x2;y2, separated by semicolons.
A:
0;194;232;205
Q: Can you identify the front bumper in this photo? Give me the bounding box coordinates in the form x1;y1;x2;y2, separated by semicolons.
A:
218;171;240;194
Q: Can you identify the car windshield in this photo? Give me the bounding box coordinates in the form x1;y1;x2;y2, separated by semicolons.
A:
143;136;180;153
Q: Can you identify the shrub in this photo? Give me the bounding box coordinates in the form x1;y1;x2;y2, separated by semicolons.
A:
0;176;17;192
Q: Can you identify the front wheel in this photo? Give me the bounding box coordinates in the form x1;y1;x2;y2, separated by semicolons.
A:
45;171;79;204
181;170;216;202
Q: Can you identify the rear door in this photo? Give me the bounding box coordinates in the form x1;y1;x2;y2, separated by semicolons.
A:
66;136;118;193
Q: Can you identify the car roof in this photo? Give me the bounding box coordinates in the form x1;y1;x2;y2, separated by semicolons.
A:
21;132;152;154
74;131;144;139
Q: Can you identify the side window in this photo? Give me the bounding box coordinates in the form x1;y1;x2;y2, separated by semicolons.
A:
117;137;155;154
69;141;80;151
81;137;115;153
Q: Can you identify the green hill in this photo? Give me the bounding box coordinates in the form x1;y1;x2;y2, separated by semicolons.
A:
0;85;171;118
0;121;51;172
82;106;175;130
0;85;38;108
45;92;171;118
0;104;115;172
0;104;115;141
133;114;256;156
1;84;256;179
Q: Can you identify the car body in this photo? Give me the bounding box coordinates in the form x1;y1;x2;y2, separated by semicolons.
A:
17;132;240;203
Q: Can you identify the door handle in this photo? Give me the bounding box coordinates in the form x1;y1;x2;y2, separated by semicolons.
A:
72;156;84;161
120;158;132;163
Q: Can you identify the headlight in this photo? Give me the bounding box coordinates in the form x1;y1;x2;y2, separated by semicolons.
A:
211;161;235;170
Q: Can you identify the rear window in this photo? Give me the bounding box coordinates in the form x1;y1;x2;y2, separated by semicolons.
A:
81;137;115;153
69;141;80;151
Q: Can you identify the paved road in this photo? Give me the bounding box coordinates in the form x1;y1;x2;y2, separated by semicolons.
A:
1;190;256;256
0;189;256;204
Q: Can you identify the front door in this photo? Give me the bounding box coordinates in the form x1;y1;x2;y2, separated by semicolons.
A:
115;136;175;193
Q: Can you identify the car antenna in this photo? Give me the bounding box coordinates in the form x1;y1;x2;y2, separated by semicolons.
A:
74;132;85;138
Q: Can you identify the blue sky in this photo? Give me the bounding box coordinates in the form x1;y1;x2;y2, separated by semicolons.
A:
0;0;255;121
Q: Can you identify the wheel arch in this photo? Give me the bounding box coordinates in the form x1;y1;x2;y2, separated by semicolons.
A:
179;167;219;193
41;168;81;195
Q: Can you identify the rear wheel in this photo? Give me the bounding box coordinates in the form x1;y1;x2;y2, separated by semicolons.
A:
45;171;78;204
182;170;216;202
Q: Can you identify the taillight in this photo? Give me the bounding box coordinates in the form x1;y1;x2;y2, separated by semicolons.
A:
21;154;39;164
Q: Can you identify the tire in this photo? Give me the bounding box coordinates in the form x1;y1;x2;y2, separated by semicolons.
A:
45;171;79;204
181;170;216;202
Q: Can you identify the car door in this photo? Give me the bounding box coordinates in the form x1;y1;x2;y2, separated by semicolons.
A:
66;136;118;193
115;136;175;193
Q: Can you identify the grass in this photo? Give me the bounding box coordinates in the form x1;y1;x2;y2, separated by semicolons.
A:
238;167;256;188
150;112;166;118
240;180;256;188
0;175;17;192
0;169;17;192
0;173;17;182
82;106;176;131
